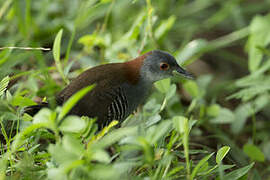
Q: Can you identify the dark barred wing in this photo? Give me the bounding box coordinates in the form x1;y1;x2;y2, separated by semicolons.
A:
105;87;129;123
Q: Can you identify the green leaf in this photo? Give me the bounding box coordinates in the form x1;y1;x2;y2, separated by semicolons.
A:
191;153;214;180
89;120;119;144
125;12;146;40
216;146;230;164
33;108;52;126
48;168;66;180
53;29;69;84
78;33;106;50
48;143;78;165
62;135;84;157
173;116;188;134
11;96;37;107
58;84;95;120
154;78;171;94
176;39;208;65
155;15;176;40
167;166;184;177
210;108;235;124
206;104;220;117
231;94;269;134
146;120;172;144
11;123;48;152
90;149;110;163
88;165;120;179
173;116;191;177
138;137;154;163
0;156;7;178
223;163;254;180
100;0;112;3
59;116;86;133
53;29;63;62
22;113;32;122
247;14;270;72
243;144;265;162
183;81;199;98
0;76;9;97
145;114;161;127
165;84;176;100
90;126;137;149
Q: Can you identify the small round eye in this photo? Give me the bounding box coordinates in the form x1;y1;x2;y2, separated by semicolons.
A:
160;63;169;70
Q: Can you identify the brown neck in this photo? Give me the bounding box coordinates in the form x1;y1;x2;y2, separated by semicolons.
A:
123;52;152;84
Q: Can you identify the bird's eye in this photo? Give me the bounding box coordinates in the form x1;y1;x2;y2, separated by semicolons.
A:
160;62;169;71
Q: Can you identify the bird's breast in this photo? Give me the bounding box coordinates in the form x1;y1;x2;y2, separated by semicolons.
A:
122;81;152;115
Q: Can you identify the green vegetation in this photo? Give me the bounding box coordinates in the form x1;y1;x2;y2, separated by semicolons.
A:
0;0;270;179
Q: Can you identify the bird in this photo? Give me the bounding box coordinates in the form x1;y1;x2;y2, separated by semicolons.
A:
25;50;193;128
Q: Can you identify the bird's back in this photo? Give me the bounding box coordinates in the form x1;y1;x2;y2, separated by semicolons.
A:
56;62;150;127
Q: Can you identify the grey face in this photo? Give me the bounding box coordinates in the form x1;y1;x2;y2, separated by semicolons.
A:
140;50;193;82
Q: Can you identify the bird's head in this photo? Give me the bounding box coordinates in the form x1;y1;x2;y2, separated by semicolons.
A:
140;50;193;83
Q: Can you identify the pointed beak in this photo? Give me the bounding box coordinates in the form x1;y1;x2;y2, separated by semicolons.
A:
174;66;194;79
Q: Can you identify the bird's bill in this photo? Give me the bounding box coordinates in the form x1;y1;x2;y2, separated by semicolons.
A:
174;66;194;79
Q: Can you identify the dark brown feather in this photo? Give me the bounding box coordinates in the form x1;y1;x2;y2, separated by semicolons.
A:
55;54;150;126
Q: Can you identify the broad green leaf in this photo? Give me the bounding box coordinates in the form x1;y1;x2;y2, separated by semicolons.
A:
6;90;12;102
78;33;106;50
243;144;265;162
223;163;254;180
11;96;37;107
176;39;208;65
48;168;67;180
210;108;235;124
155;15;176;40
198;161;209;174
62;135;84;157
216;146;230;164
183;81;199;98
53;29;69;84
53;29;63;62
167;166;184;177
228;78;270;101
22;113;32;122
206;104;220;117
138;137;154;163
90;149;110;163
247;14;270;72
146;120;172;144
88;120;118;145
0;49;11;67
89;126;137;150
0;76;9;97
125;12;146;40
0;156;7;179
187;99;197;114
58;84;95;120
173;116;188;134
60;116;86;133
145;114;161;127
11;123;48;152
33;108;52;125
101;0;112;3
231;94;269;134
48;143;78;165
155;78;171;93
165;84;176;100
191;153;214;180
88;165;120;179
173;116;191;176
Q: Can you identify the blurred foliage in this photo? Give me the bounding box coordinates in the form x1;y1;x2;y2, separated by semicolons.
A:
1;0;270;179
